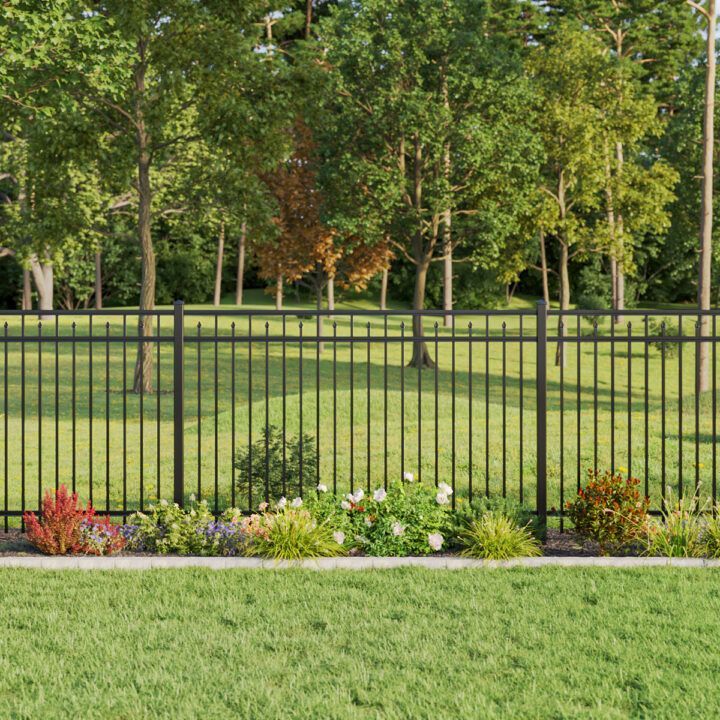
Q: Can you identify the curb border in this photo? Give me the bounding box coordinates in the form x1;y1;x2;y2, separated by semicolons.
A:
1;556;720;570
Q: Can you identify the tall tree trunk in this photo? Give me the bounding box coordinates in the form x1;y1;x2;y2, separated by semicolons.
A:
442;210;452;327
133;41;155;395
235;220;246;305
327;274;335;318
379;266;389;310
539;230;550;306
22;269;31;310
304;0;312;39
213;220;225;307
94;250;103;309
408;135;435;369
697;0;716;392
29;257;53;319
555;239;570;367
275;274;283;310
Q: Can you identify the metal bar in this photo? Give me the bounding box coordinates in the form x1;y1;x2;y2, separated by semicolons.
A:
122;317;127;517
231;322;236;509
349;318;353;490
485;316;489;497
576;316;581;491
282;315;286;497
384;316;388;489
519;316;524;504
400;322;404;482
559;320;564;532
611;320;615;473
214;315;219;514
434;322;439;488
644;315;649;498
627;322;632;477
3;323;7;532
316;318;321;493
197;321;202;501
265;322;270;505
417;319;421;485
299;321;304;496
714;315;717;509
679;316;683;499
105;322;110;513
452;320;456;507
695;318;701;497
536;301;548;526
156;315;161;501
367;322;371;493
333;321;338;494
72;322;77;495
54;316;59;492
88;316;92;508
593;320;598;472
661;322;666;506
248;316;252;510
468;322;473;503
37;321;42;512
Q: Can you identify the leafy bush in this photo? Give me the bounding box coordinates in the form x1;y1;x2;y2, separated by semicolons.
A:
246;505;346;560
565;470;649;555
23;486;125;555
307;477;453;556
647;318;680;358
124;498;217;555
641;492;705;558
234;426;318;510
459;513;542;560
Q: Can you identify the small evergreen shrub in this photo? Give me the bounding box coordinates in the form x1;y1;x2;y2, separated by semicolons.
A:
565;470;649;555
234;426;317;510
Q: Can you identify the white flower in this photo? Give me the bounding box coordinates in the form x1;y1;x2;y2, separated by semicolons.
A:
352;489;365;503
291;497;303;508
341;500;351;510
373;487;387;502
160;499;168;507
316;483;328;493
364;516;374;527
436;492;449;505
258;501;269;512
428;533;444;551
438;482;453;496
403;472;414;483
189;493;196;503
333;531;345;545
277;496;287;510
392;522;405;537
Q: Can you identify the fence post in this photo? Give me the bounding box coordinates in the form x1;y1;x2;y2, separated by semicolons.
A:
536;300;548;528
173;300;185;507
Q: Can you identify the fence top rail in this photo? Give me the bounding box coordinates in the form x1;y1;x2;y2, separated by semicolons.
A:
0;309;173;317
549;308;720;317
182;308;537;317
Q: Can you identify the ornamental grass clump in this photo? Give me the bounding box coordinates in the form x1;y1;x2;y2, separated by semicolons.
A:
565;470;649;555
246;502;346;560
641;490;705;558
23;485;124;556
459;512;541;560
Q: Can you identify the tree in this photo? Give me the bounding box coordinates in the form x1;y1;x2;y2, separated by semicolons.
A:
319;0;540;367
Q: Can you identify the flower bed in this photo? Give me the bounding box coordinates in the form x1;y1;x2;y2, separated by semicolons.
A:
14;470;720;561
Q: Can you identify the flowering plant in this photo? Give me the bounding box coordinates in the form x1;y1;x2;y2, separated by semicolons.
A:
80;516;126;556
309;475;452;556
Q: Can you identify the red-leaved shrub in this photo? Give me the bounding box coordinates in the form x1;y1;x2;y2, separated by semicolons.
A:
24;485;94;555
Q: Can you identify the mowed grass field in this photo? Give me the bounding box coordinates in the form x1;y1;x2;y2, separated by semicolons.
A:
1;567;720;719
0;290;718;521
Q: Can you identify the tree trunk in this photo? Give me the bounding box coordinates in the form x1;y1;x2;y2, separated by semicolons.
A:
380;266;389;310
275;274;283;310
94;250;103;310
133;42;155;395
539;230;550;306
555;239;570;367
698;0;716;392
22;269;31;310
442;210;452;328
29;258;53;319
316;268;324;354
408;135;435;369
409;259;435;368
235;220;246;305
213;220;225;307
304;0;312;39
327;274;335;323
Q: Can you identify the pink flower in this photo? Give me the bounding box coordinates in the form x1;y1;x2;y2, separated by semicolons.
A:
428;533;444;551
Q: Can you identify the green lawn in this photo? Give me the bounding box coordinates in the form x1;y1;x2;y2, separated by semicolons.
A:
0;289;718;521
1;567;719;719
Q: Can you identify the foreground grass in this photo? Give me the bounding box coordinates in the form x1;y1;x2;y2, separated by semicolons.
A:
1;568;719;719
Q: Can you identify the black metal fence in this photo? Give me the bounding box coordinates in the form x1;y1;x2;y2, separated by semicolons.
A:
1;301;719;529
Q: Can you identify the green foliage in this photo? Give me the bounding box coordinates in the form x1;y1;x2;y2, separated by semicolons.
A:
450;495;541;543
700;511;720;559
156;246;214;304
640;491;705;558
315;479;454;556
234;426;318;511
246;507;346;561
647;318;680;358
125;499;216;556
565;470;649;555
459;513;542;560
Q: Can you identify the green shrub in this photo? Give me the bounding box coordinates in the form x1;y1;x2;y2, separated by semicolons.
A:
246;507;346;560
459;512;542;560
647;318;680;358
565;470;649;555
641;492;705;558
125;499;217;555
234;426;317;510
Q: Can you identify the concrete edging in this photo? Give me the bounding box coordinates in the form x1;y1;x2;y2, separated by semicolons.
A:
1;555;720;570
